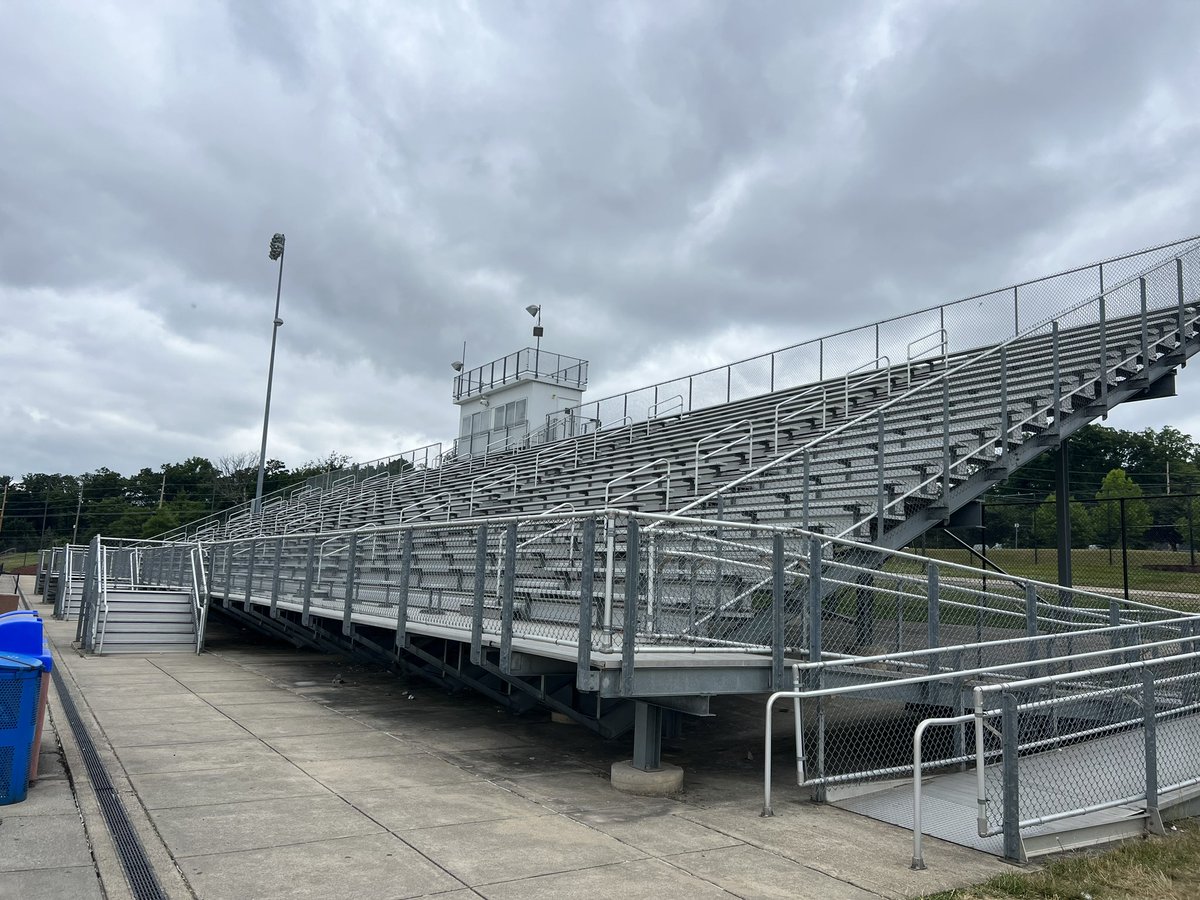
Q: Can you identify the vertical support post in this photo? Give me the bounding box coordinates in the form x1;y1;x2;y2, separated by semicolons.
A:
927;564;940;651
301;534;315;626
999;345;1009;459
1055;443;1072;590
577;517;596;690
813;667;827;803
1013;285;1019;335
500;521;516;674
1001;692;1022;861
342;531;358;635
1140;277;1150;380
1120;498;1130;603
270;535;283;618
621;517;640;696
223;542;233;608
876;412;886;540
1051;321;1062;432
603;514;615;642
941;378;951;500
470;524;488;665
1177;258;1187;354
772;533;785;690
726;367;731;403
394;529;412;652
1143;667;1163;834
244;539;256;606
1099;285;1109;411
808;538;823;665
802;451;811;528
631;701;662;771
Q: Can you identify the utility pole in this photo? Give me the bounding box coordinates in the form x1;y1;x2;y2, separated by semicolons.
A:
72;486;83;543
158;471;167;508
0;479;8;540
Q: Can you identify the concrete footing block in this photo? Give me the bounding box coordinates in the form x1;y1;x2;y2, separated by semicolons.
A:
610;760;684;796
550;711;578;725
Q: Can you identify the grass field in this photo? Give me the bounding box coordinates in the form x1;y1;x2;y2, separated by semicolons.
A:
0;550;38;571
921;820;1200;899
913;548;1200;597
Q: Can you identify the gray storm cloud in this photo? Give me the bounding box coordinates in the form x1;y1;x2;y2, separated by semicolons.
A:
3;0;1199;477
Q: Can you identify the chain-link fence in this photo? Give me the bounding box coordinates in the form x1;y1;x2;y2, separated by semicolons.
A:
980;652;1200;857
561;236;1200;435
918;491;1200;608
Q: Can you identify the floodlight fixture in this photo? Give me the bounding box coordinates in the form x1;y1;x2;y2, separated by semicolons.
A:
525;304;540;318
450;361;464;372
254;232;287;516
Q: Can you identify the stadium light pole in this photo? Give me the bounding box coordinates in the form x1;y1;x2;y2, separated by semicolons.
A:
525;304;542;373
253;233;286;517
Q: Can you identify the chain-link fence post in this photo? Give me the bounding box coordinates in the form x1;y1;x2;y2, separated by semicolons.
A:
270;535;283;619
301;535;315;626
394;528;412;654
222;541;233;608
500;521;516;674
577;517;596;690
1120;497;1130;602
808;538;822;666
471;523;487;665
244;538;256;606
772;533;785;689
1143;666;1163;835
342;530;358;635
622;517;640;697
1001;691;1022;861
927;564;940;659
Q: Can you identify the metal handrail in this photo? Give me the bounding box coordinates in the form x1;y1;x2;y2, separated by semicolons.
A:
605;459;672;508
694;419;754;483
859;299;1200;543
398;494;452;524
646;395;684;426
675;240;1200;532
842;355;891;411
905;327;948;385
192;544;209;654
469;465;519;515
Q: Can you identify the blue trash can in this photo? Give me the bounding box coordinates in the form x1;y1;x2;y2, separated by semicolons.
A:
0;652;42;805
0;614;52;782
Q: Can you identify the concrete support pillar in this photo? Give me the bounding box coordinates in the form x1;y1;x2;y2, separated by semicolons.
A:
611;700;684;795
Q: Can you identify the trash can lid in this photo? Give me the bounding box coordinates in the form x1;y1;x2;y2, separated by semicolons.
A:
0;610;40;619
0;617;51;672
0;651;43;674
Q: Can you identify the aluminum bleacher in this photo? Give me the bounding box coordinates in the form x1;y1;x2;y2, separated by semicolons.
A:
69;234;1200;849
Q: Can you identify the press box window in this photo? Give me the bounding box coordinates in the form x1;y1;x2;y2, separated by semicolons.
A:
493;399;527;430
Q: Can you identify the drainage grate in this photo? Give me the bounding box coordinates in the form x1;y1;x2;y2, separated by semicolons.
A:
50;665;170;900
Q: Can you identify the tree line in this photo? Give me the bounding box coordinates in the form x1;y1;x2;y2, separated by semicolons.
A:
2;424;1197;554
972;425;1200;551
0;451;350;551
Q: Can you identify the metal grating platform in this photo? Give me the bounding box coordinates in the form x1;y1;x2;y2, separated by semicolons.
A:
834;713;1200;857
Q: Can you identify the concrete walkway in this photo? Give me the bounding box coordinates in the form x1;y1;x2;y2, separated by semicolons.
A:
11;588;1013;899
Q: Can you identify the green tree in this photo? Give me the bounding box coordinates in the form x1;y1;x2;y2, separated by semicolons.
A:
1095;469;1152;547
1032;493;1095;550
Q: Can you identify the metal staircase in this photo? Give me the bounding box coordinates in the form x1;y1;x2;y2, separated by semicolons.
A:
94;589;197;654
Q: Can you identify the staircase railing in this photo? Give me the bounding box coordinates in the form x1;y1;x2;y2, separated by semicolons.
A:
671;240;1200;542
190;544;209;654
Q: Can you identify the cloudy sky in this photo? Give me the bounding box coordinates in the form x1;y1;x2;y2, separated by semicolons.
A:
4;0;1200;479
